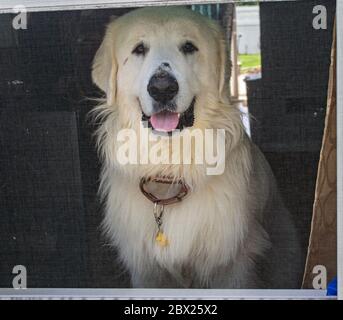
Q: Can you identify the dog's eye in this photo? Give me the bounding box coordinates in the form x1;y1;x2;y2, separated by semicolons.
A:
132;43;147;56
180;41;198;55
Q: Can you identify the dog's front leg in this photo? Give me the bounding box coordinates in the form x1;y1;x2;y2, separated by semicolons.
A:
208;255;262;289
130;272;171;288
130;265;184;288
131;271;162;288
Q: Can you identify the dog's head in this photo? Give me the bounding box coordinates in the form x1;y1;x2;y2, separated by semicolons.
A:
92;7;229;134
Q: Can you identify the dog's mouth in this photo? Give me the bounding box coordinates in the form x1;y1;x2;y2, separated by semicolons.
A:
141;97;195;134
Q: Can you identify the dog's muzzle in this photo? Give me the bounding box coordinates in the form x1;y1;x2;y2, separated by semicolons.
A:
141;66;195;134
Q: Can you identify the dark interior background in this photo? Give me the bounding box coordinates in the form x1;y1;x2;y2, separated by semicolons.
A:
247;0;335;266
0;1;336;288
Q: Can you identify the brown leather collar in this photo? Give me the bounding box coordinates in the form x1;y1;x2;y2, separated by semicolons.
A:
139;176;189;206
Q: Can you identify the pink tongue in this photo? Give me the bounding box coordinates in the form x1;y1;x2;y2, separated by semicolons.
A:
150;111;179;132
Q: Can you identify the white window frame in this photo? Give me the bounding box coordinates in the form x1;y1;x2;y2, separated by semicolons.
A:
0;0;218;13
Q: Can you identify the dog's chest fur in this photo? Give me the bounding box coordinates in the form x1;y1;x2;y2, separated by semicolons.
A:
102;169;269;287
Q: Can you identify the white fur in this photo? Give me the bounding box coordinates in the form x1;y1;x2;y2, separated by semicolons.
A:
91;7;303;288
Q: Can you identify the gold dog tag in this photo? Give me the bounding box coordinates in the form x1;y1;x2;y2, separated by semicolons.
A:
156;231;169;247
153;203;169;247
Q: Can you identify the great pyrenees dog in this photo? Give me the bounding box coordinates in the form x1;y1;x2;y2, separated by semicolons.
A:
91;7;302;288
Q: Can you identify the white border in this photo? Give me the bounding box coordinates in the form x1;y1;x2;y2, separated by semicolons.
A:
0;0;338;300
337;0;342;301
0;289;332;300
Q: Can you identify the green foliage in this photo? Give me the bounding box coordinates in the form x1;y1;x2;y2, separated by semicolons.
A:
239;54;261;72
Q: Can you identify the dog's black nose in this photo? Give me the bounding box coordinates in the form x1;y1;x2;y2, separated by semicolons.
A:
147;71;179;103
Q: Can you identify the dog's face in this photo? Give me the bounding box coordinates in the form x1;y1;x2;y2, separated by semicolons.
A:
92;7;228;134
118;23;199;132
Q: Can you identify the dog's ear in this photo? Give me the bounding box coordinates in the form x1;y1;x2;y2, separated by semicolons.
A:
92;28;117;106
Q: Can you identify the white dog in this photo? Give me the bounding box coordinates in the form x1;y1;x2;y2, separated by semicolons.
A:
91;7;303;288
